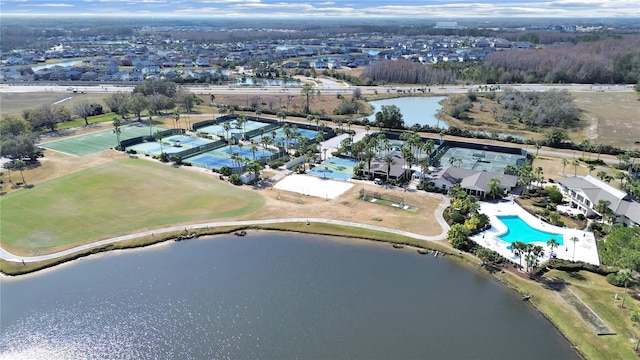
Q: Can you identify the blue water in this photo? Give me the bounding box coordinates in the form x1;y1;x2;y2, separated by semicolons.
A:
498;215;564;245
32;60;82;71
366;97;447;129
0;233;580;359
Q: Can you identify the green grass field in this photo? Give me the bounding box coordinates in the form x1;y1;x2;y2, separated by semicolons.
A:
40;123;166;156
0;158;265;254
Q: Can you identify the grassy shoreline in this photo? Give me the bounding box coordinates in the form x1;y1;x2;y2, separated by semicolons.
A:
3;221;637;359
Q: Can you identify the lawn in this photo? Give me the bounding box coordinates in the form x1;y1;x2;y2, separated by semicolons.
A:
496;269;640;360
0;91;109;117
0;158;265;255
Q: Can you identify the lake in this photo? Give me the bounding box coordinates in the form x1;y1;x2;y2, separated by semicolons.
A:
366;96;448;129
0;233;579;359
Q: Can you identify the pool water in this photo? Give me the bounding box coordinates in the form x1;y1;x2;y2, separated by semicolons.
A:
497;215;564;245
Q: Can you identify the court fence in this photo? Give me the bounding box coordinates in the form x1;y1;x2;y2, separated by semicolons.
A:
120;128;183;148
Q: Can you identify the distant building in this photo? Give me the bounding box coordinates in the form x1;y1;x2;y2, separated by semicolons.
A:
434;22;468;30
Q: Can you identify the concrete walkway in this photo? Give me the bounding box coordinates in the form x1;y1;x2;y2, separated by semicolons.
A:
0;210;451;264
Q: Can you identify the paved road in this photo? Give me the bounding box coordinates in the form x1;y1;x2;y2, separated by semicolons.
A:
1;83;634;96
0;213;451;264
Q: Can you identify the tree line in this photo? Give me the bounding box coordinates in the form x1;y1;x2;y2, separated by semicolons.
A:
474;35;640;84
361;60;458;85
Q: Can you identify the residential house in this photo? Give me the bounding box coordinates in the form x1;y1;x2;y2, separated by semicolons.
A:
556;175;640;227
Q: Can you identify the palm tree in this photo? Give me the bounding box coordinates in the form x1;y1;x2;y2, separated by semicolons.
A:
155;130;164;154
631;311;640;351
147;116;154;138
2;162;14;186
572;159;580;177
487;177;503;200
511;241;526;268
535;142;541;157
423;139;435;164
448;156;458;167
401;146;414;171
12;160;27;186
383;154;395;182
570;236;579;261
535;166;544;187
546;238;559;258
238;114;248;139
174;112;181;131
618;269;634;309
222;121;231;141
251;144;258;161
587;164;596;174
580;139;591;159
596;170;608;181
562;158;569;176
112;117;122;149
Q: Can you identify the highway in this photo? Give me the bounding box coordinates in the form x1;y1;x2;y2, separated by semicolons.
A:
1;82;635;96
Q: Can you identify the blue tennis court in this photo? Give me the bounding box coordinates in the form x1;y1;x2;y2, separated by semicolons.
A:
184;145;277;170
164;135;213;147
250;127;319;147
185;153;238;169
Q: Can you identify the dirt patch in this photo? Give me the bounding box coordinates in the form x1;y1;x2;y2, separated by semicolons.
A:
236;180;443;237
543;276;616;335
0;91;109;116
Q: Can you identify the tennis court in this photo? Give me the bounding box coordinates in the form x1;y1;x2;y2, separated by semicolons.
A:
439;146;526;173
164;134;213;147
126;134;215;156
250;127;319;147
197;120;270;138
307;157;359;181
185;145;276;170
40;124;164;156
128;142;187;156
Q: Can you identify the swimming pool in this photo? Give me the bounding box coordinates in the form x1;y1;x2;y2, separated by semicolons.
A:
497;215;564;245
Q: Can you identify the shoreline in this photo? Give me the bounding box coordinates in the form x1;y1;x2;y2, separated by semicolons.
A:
0;218;451;276
0;224;585;359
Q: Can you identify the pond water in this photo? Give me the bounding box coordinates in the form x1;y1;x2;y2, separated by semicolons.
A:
366;96;448;129
31;60;83;72
0;233;580;359
234;78;302;87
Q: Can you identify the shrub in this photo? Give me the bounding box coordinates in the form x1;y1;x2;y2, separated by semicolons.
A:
219;166;232;176
228;174;242;185
547;188;563;204
449;212;466;225
606;272;633;287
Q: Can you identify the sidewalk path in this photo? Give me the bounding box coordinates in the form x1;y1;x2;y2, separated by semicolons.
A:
1;211;451;264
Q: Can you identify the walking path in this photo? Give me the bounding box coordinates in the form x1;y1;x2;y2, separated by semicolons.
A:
0;210;451;264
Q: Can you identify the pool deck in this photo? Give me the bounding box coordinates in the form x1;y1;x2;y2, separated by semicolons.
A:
472;202;600;266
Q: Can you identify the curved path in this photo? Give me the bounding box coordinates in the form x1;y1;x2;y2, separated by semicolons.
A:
0;205;451;264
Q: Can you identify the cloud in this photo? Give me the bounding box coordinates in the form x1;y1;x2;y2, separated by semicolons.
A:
24;3;74;6
2;0;638;17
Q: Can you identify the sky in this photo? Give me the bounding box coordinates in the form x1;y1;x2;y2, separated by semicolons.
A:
1;0;638;18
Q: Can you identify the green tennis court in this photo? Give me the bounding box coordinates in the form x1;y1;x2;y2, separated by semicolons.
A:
40;124;166;156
